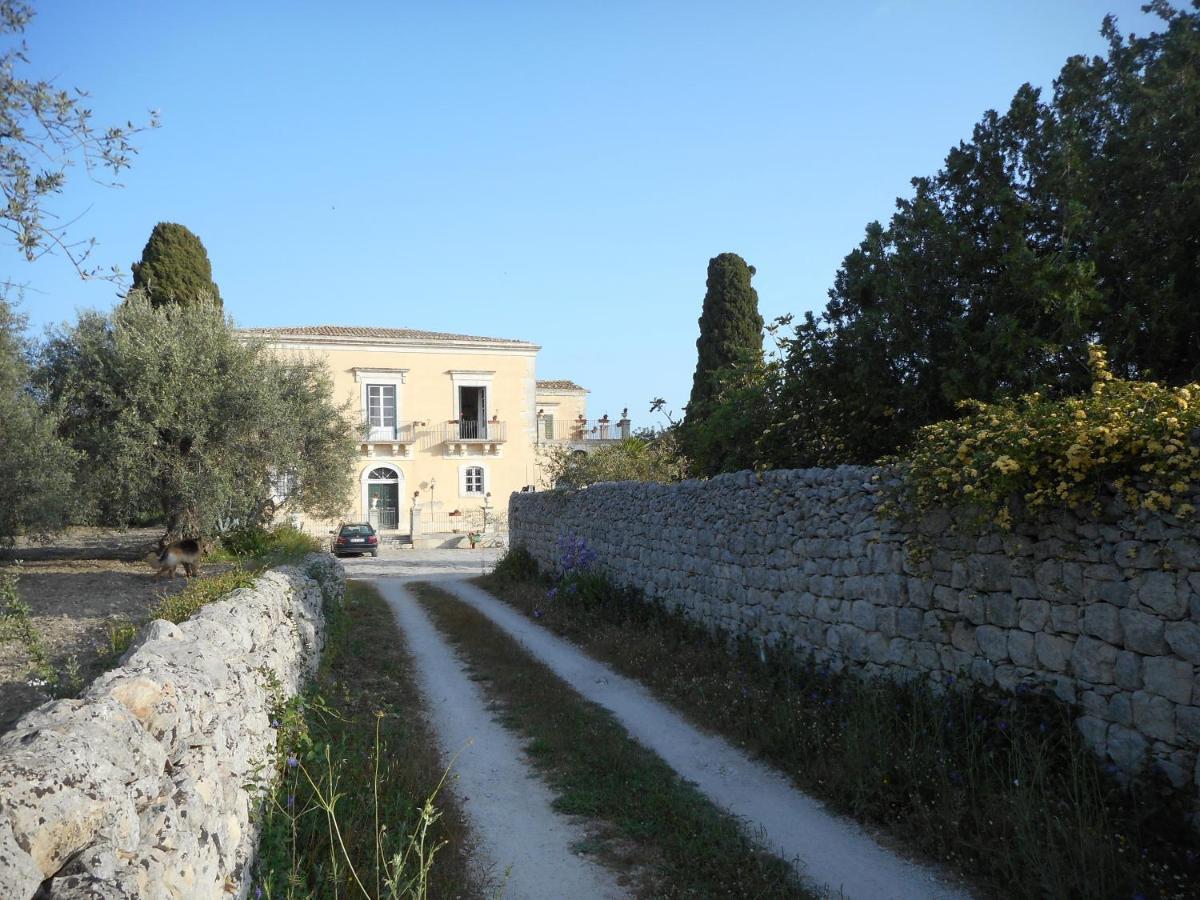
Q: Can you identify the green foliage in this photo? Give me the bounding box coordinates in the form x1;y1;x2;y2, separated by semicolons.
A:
480;568;1200;900
890;346;1200;529
490;546;542;583
540;430;688;488
0;562;80;695
216;524;321;564
130;222;222;309
37;292;358;536
0;297;76;544
255;582;479;899
148;568;257;623
0;1;157;277
685;252;764;418
702;5;1200;473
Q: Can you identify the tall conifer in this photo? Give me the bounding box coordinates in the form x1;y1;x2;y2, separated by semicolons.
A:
131;222;222;309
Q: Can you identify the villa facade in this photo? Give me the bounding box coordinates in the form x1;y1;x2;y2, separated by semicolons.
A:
246;325;625;537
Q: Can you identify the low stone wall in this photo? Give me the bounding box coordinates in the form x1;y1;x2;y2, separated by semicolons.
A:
0;553;343;899
511;468;1200;793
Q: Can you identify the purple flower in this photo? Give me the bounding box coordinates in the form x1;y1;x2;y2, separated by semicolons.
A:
533;608;544;619
270;719;280;729
546;587;558;600
255;887;263;899
286;753;299;768
287;794;295;809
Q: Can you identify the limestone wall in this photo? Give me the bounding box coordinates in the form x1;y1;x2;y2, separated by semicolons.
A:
0;553;343;899
511;468;1200;792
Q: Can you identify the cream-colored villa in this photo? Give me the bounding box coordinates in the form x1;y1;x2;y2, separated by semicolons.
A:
245;325;628;539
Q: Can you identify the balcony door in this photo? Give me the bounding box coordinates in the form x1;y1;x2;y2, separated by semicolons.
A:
459;385;487;439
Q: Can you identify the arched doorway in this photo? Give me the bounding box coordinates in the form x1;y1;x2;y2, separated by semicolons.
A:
361;465;404;531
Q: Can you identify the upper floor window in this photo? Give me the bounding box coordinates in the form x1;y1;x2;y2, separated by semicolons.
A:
464;465;485;494
542;414;555;440
367;384;396;429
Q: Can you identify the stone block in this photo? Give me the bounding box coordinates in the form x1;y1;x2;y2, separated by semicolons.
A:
1120;608;1168;655
1011;576;1039;599
1114;651;1142;691
932;584;959;612
1036;633;1074;672
1076;715;1109;753
970;556;1012;592
1115;541;1161;569
896;608;923;639
1132;691;1177;743
960;593;985;625
1018;598;1050;632
906;577;933;609
950;621;975;653
1082;603;1122;645
1107;724;1149;772
1165;538;1200;570
1177;706;1200;745
1143;656;1193;704
1071;636;1118;684
975;624;1008;661
970;656;996;686
1108;692;1134;727
1050;604;1079;634
850;600;876;631
1165;621;1200;664
1008;630;1036;667
1135;571;1185;619
984;593;1018;628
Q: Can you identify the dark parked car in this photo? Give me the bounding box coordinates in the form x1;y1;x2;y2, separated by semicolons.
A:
331;523;379;557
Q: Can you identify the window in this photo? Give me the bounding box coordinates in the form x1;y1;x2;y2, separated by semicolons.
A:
367;384;396;431
464;466;485;494
270;471;298;500
542;414;555;440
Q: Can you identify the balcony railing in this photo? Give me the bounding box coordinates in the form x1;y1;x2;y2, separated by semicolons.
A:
363;422;420;442
440;421;507;443
538;418;630;443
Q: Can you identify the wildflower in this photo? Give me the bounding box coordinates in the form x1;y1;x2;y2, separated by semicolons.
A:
533;608;544;619
287;794;295;809
546;587;558;601
270;719;280;729
286;753;299;768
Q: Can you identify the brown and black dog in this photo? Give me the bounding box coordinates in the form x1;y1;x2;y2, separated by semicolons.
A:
153;537;210;580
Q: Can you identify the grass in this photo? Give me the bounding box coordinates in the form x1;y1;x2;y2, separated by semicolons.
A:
254;581;484;899
209;524;324;568
479;549;1200;900
410;580;814;899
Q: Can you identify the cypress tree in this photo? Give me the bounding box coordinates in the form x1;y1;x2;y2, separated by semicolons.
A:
686;252;764;416
130;222;222;309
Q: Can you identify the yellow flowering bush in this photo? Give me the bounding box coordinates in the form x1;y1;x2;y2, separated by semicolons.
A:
891;346;1200;529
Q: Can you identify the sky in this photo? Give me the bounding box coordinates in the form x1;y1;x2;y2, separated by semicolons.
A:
6;0;1158;425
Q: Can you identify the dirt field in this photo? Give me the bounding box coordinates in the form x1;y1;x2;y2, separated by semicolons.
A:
0;528;230;731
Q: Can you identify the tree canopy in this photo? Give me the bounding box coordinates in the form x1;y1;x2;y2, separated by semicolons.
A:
37;293;355;536
689;2;1200;474
686;253;764;416
130;222;222;308
0;0;156;278
0;296;75;545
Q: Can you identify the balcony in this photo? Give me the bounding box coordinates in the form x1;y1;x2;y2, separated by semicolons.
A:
537;415;631;449
360;421;420;457
440;420;507;455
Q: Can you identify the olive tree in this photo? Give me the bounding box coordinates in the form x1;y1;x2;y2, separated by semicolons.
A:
38;292;357;537
0;295;75;545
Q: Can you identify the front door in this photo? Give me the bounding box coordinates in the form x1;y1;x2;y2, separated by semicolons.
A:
367;483;399;530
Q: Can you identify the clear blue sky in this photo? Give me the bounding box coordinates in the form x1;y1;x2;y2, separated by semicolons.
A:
8;0;1156;425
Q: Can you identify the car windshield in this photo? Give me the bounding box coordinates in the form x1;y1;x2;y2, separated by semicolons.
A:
340;525;374;537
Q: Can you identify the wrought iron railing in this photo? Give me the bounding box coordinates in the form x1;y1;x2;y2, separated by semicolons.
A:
440;421;507;442
368;507;399;530
537;419;629;442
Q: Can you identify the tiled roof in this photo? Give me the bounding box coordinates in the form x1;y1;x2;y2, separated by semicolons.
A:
245;324;534;346
537;379;588;391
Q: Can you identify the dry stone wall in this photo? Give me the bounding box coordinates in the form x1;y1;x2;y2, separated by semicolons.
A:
0;553;343;900
510;467;1200;793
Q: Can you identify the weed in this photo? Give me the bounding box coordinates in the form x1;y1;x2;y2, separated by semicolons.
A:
253;581;481;899
479;561;1200;900
148;568;258;623
412;580;811;899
